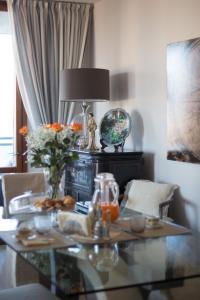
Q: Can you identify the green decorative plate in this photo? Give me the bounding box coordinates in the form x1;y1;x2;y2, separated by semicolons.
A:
100;108;131;147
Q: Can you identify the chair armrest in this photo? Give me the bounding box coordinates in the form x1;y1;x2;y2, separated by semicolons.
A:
119;195;128;212
159;200;172;220
118;193;125;205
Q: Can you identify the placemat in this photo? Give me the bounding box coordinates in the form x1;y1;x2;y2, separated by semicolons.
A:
0;220;191;251
70;228;138;244
115;219;191;239
139;221;191;238
0;229;76;252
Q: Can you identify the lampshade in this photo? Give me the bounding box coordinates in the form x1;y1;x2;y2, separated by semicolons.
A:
59;68;110;102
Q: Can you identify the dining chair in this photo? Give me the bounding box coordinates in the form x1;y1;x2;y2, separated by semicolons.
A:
121;179;178;220
0;283;60;300
2;172;46;218
1;172;45;287
148;277;200;300
78;257;144;300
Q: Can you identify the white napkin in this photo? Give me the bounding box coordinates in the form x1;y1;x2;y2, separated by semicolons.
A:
58;211;92;236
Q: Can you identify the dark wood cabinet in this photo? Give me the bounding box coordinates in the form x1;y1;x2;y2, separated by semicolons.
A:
65;150;143;202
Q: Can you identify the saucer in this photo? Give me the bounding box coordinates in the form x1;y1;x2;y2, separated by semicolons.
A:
145;222;163;229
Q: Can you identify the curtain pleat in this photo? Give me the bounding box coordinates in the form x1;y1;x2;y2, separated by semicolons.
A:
7;0;93;128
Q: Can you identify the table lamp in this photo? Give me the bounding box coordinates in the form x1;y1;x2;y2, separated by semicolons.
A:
59;68;110;147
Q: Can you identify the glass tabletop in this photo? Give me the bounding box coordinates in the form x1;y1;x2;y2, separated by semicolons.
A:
19;233;200;297
14;210;200;298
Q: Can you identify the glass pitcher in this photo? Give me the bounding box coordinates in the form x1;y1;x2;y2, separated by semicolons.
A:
91;173;120;223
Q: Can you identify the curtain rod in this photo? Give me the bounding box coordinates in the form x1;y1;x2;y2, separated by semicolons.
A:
0;0;94;6
26;0;94;6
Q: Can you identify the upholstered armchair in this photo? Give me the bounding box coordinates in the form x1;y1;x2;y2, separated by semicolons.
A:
121;179;178;220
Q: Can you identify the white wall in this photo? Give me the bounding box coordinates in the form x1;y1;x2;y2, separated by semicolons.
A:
93;0;200;230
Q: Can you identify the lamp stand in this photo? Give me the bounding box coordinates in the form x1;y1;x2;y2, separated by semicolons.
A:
80;101;90;148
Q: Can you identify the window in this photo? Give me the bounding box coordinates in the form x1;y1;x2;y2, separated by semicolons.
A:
0;1;27;172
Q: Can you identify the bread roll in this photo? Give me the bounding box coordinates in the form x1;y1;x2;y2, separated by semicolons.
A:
63;195;75;206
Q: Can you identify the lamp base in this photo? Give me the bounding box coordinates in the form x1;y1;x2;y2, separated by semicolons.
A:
77;136;89;149
70;101;90;149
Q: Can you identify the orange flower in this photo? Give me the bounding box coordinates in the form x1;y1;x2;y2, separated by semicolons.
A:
19;126;28;136
70;122;83;132
44;124;51;129
50;122;63;132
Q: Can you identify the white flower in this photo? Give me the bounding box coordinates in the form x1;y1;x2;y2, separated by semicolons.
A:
20;123;78;168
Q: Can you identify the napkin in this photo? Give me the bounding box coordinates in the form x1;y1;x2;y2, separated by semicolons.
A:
15;232;55;247
58;211;92;236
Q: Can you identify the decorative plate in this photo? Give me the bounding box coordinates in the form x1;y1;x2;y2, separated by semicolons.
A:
100;108;131;146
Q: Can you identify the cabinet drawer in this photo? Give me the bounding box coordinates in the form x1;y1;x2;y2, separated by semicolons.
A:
66;160;93;186
65;160;95;193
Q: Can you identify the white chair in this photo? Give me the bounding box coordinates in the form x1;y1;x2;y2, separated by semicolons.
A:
0;283;60;300
2;172;45;218
121;179;178;219
1;172;45;287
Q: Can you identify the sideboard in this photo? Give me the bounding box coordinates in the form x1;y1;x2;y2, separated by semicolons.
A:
65;150;143;203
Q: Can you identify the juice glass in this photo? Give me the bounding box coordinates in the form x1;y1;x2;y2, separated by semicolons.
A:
99;202;120;223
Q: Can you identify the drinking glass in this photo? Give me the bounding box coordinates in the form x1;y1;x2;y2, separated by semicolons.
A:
34;214;52;234
130;215;146;233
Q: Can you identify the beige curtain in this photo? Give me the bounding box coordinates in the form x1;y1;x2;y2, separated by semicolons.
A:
7;0;93;128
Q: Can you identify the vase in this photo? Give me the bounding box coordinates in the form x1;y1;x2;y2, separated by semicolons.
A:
43;166;64;200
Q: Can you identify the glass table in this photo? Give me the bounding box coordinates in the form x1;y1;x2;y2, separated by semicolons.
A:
1;208;200;299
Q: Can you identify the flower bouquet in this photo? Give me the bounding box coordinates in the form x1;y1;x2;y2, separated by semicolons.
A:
19;123;79;206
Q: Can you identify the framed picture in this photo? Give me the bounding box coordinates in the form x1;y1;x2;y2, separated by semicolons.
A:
167;37;200;163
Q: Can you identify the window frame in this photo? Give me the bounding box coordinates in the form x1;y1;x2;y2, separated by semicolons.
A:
0;0;27;173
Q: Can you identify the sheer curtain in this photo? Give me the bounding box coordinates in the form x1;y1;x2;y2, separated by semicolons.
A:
7;0;93;128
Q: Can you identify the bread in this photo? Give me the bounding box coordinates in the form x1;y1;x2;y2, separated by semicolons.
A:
63;195;75;206
34;195;75;211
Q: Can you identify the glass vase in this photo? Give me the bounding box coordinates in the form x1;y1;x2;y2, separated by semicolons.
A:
70;102;89;149
43;167;64;200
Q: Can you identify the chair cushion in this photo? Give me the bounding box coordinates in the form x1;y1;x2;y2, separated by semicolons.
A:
0;283;59;300
125;180;178;217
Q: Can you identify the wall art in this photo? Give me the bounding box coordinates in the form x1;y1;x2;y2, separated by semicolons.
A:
167;37;200;163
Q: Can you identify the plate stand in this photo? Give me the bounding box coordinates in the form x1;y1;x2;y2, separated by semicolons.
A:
100;138;125;152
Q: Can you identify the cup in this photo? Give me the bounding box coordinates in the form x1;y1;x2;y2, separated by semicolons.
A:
130;215;146;233
34;214;52;234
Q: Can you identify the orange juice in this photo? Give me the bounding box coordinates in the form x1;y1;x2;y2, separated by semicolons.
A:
99;202;120;223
